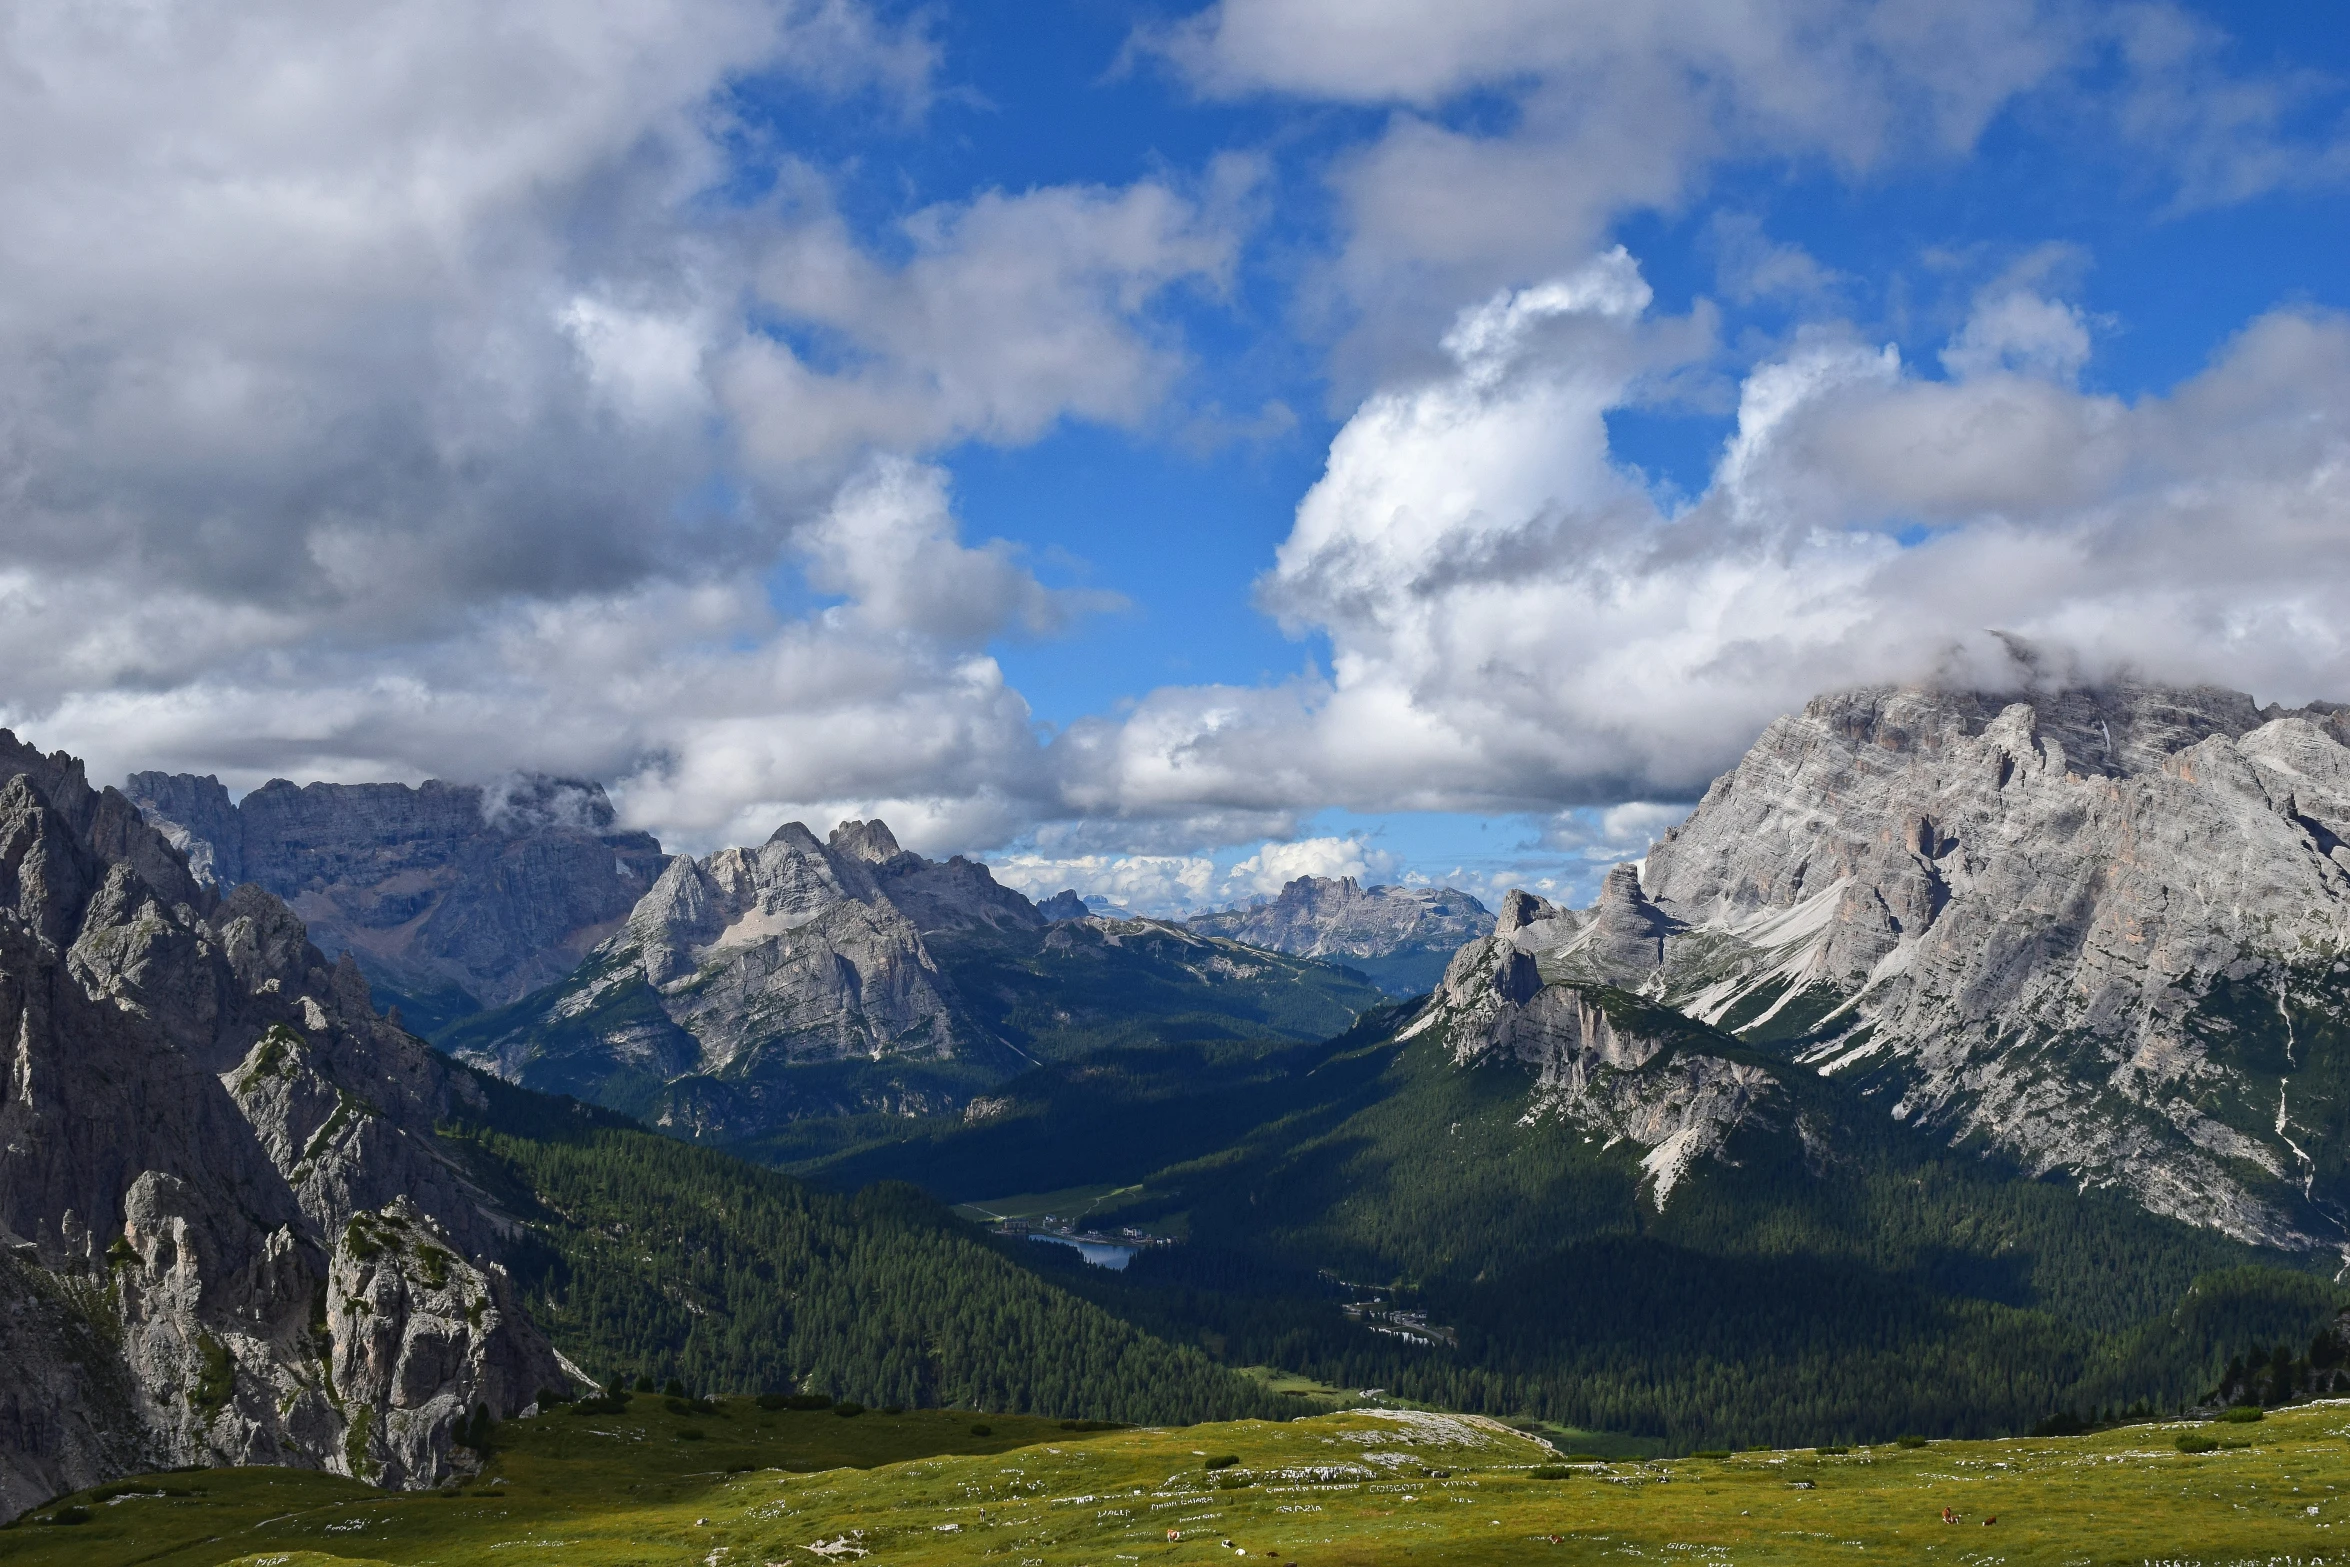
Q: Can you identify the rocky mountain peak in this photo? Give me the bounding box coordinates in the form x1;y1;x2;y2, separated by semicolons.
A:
1487;677;2350;1253
767;820;827;853
1403;936;1772;1210
1036;889;1091;921
829;818;906;864
449;815;1050;1131
1495;889;1560;936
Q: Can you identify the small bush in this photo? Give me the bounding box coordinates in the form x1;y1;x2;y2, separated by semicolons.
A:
1894;1435;1929;1449
632;1375;655;1394
191;1333;237;1413
1527;1466;1576;1480
1565;1453;1606;1464
756;1393;792;1411
661;1378;687;1398
2177;1433;2219;1454
969;1423;993;1437
1213;1472;1253;1490
569;1394;629;1417
675;1428;704;1441
1203;1454;1240;1471
1693;1450;1731;1460
833;1402;865;1418
881;1405;905;1417
2220;1405;2265;1424
40;1507;90;1527
454;1404;494;1454
776;1393;834;1411
1058;1419;1124;1432
1816;1445;1850;1456
665;1397;697;1417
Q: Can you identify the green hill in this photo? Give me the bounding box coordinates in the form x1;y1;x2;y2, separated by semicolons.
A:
12;1399;2350;1565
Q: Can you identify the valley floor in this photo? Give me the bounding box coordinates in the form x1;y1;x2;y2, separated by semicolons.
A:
7;1396;2350;1564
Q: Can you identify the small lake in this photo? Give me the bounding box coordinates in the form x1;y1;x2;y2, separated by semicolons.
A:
1028;1234;1138;1270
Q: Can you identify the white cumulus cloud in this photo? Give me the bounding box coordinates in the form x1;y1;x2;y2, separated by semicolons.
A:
1068;252;2350;816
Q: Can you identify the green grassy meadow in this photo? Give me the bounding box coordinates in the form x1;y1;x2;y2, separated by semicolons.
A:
10;1396;2350;1565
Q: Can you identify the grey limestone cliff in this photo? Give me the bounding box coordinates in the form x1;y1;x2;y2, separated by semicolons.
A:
123;771;671;1033
1493;682;2350;1254
2;733;571;1520
1403;935;1774;1208
1188;875;1494;994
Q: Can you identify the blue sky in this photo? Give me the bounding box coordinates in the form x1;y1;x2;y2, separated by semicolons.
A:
1;0;2347;913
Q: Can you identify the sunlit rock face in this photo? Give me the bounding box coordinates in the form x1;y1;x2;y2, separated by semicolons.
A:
1507;682;2350;1254
1;732;569;1520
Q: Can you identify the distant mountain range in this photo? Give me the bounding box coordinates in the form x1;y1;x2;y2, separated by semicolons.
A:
123;776;1408;1141
1185;876;1494;994
47;674;2350;1477
431;818;1385;1140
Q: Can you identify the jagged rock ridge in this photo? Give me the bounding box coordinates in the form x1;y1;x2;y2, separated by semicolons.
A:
2;733;572;1520
1188;875;1494;994
124;771;671;1032
1497;682;2350;1254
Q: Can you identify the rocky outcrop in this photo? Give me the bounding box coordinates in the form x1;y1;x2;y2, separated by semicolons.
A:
1188;876;1494;994
123;771;671;1030
2;732;570;1519
1402;936;1773;1207
1519;864;1676;983
1490;682;2350;1254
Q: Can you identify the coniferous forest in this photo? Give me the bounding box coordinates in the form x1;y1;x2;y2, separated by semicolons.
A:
443;1076;1286;1425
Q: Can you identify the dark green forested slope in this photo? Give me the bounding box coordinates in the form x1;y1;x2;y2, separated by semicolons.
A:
439;1076;1285;1425
791;1002;2342;1450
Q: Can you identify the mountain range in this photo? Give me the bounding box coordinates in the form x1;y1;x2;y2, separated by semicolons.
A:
778;678;2350;1448
1;736;1288;1521
23;674;2350;1512
1186;875;1494;993
1510;683;2350;1258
